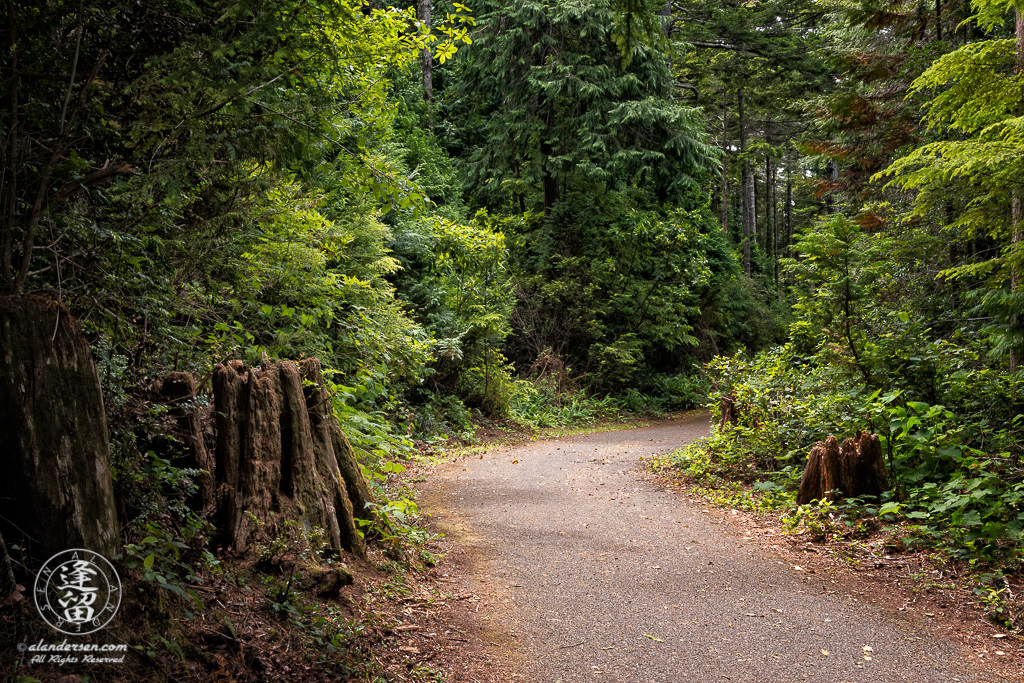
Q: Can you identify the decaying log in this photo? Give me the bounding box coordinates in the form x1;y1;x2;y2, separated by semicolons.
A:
211;359;372;558
796;431;889;505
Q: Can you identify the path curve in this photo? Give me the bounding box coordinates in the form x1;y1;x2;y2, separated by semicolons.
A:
421;414;1000;682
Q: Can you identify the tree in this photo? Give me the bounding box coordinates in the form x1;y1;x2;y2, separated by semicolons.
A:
879;0;1024;368
670;0;832;282
454;0;715;214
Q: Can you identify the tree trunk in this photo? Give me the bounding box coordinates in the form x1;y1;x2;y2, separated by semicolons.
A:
738;90;751;275
540;100;559;214
418;0;433;103
752;158;759;248
1011;8;1024;373
212;359;372;558
721;90;729;234
786;154;794;296
825;159;838;214
0;295;120;586
766;152;775;288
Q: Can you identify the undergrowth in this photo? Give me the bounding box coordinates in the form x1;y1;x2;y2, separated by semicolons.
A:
653;336;1024;630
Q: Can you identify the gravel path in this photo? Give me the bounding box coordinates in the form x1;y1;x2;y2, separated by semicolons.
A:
421;413;1003;682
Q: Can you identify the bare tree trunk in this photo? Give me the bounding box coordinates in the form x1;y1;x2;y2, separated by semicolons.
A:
721;90;729;234
738;90;751;276
1011;8;1024;373
786;155;793;258
752;158;759;248
825;159;838;215
418;0;433;103
766;152;775;288
0;295;120;575
1;3;19;289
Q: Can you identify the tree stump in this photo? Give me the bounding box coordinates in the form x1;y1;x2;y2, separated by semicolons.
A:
0;295;120;587
719;392;740;428
212;359;372;558
796;431;889;505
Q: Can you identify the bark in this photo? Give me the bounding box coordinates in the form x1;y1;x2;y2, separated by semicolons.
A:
786;155;794;296
738;90;751;275
718;392;740;429
766;153;775;287
786;156;793;259
721;91;729;234
796;432;889;505
541;137;559;215
417;0;432;103
1011;8;1024;373
825;159;838;215
0;295;120;571
211;359;371;558
752;158;759;248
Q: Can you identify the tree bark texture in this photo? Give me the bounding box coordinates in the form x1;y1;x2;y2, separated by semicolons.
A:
721;90;729;235
1010;8;1024;373
738;90;751;275
0;295;120;575
212;359;372;558
796;432;888;505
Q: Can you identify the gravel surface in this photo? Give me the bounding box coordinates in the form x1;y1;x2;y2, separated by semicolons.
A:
421;413;1006;682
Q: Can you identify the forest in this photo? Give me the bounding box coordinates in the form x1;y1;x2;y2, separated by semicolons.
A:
2;0;1024;678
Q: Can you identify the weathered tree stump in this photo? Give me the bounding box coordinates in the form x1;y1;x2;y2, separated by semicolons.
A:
719;392;740;428
0;295;120;587
212;359;373;558
796;431;889;505
155;371;216;515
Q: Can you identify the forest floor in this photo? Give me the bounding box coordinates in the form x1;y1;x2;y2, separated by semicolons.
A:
409;412;1024;682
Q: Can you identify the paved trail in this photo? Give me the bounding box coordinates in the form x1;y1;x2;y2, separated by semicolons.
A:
422;414;1002;682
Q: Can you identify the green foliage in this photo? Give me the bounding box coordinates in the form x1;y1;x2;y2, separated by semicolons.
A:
452;0;717;211
117;454;216;605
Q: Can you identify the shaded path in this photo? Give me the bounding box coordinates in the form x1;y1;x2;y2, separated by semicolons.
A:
421;414;1001;682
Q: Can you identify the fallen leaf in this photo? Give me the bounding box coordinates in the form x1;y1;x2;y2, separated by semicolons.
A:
862;645;873;652
512;459;519;464
643;634;664;642
820;649;830;656
398;646;420;654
